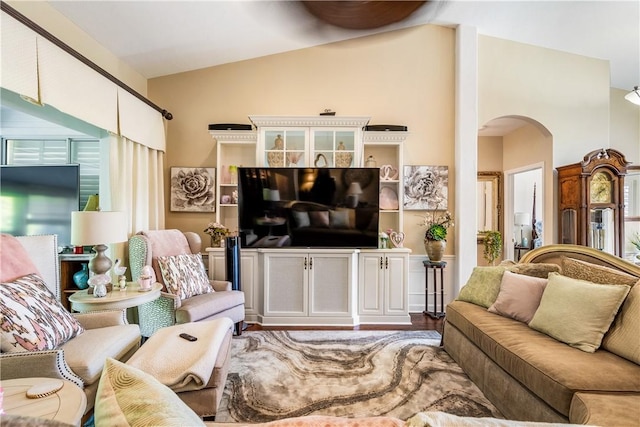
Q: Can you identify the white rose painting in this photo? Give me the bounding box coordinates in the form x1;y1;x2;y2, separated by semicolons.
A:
170;167;216;212
403;165;448;210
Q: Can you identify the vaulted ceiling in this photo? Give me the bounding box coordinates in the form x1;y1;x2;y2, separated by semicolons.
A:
46;0;639;91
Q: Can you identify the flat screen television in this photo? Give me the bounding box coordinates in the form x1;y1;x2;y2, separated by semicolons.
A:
0;164;80;250
237;167;380;248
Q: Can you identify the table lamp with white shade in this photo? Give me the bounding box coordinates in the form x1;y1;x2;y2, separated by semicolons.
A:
514;212;531;247
346;182;363;208
70;211;127;281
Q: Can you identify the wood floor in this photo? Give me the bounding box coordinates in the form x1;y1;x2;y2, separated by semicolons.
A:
244;313;445;335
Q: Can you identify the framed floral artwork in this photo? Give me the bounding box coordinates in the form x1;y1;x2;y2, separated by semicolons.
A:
403;165;448;210
170;167;216;212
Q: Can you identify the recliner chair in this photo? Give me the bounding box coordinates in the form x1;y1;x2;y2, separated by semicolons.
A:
128;229;245;337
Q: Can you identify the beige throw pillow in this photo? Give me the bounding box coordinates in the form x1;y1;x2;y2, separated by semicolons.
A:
529;273;630;352
602;282;640;364
488;271;548;323
561;256;638;286
507;263;561;279
456;266;506;308
95;358;205;427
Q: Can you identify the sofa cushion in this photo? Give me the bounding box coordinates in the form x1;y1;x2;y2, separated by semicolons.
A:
308;211;330;228
61;324;141;385
561;256;638;286
602;283;640;364
457;266;506;308
446;300;640;417
507;263;561;279
488;271;548;323
94;358;205;427
329;209;351;229
569;392;640;427
529;273;630;352
158;253;212;300
0;274;84;353
175;291;245;323
292;211;310;228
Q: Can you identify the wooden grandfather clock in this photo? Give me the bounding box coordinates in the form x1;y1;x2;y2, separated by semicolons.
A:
556;148;630;257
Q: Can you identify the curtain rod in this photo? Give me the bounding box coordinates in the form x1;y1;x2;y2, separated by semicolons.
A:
1;1;173;120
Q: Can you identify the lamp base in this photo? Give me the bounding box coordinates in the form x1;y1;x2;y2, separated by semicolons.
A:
89;244;113;276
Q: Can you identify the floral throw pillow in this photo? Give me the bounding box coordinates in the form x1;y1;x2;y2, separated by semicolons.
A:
0;273;85;353
157;254;212;300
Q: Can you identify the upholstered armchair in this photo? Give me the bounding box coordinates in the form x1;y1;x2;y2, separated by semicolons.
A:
128;229;245;337
0;234;141;414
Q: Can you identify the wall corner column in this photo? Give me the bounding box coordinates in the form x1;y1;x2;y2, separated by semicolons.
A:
454;25;479;293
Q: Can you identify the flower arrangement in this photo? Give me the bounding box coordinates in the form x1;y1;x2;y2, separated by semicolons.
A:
204;222;229;246
419;208;454;241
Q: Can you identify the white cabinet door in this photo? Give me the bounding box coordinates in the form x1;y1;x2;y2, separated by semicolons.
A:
358;253;384;315
384;252;408;315
308;252;354;316
358;249;410;323
263;252;307;316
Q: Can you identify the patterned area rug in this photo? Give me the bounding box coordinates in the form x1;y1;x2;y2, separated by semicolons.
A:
216;330;502;423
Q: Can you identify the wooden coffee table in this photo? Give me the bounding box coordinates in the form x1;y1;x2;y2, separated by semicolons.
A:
1;377;86;426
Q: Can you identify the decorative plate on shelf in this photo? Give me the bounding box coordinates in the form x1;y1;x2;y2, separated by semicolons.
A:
380;187;399;210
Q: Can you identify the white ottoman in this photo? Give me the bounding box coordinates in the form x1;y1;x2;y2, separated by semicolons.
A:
127;317;234;418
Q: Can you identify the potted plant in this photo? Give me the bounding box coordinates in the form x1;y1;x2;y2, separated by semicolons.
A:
481;230;503;265
420;208;454;262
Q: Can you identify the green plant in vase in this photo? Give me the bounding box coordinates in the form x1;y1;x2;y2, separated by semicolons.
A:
481;230;503;265
419;207;454;262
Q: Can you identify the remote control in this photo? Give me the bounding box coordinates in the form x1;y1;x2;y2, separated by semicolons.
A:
179;332;197;342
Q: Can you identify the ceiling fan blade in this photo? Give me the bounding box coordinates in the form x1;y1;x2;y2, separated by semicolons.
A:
300;1;428;30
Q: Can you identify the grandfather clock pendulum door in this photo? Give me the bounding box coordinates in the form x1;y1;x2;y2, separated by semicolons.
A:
556;148;629;257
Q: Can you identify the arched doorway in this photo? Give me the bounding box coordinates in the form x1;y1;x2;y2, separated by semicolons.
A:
477;115;553;263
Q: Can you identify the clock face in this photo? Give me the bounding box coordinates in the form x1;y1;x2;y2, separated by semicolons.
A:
590;172;612;203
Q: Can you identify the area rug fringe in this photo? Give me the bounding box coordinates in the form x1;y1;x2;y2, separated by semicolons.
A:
216;330;501;423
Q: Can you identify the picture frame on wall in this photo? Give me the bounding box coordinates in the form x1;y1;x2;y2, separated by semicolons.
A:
403;165;448;210
170;167;216;212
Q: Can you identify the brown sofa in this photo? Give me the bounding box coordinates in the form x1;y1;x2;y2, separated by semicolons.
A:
443;244;640;427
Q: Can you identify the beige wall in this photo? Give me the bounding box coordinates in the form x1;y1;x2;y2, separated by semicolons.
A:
149;25;457;252
478;136;503;171
610;88;640;164
478;35;612;168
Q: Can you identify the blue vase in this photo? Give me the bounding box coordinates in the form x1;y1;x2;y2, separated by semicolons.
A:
73;263;90;290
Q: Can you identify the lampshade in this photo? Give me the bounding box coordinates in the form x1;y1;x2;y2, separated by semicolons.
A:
347;182;363;195
514;212;531;226
71;211;127;277
625;86;640;105
71;211;127;246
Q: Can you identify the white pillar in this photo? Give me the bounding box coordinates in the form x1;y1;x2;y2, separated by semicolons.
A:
454;25;479;293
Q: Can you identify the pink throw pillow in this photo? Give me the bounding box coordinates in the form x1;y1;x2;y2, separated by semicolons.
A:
488;270;548;324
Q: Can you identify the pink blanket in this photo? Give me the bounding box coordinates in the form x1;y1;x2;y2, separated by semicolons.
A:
0;234;41;282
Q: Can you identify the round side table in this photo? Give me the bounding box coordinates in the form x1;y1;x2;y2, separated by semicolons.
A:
1;377;86;426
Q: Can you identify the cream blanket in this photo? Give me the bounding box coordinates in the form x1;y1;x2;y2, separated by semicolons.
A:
127;317;232;393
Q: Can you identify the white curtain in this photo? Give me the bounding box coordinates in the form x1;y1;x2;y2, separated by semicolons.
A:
109;134;165;234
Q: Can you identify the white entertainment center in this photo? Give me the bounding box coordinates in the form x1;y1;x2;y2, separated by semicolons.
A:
208;116;411;326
